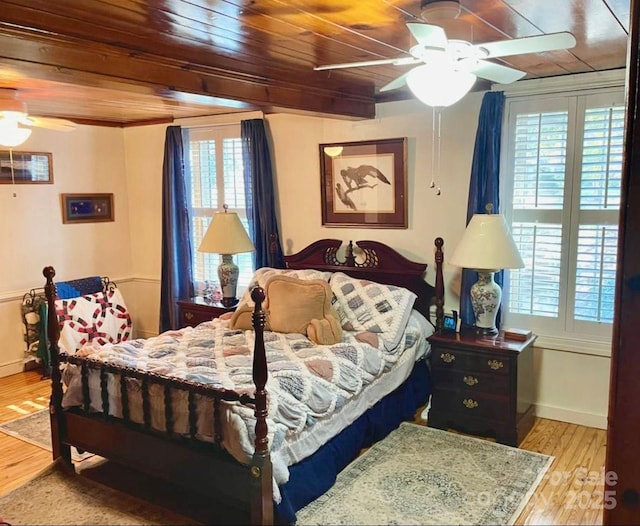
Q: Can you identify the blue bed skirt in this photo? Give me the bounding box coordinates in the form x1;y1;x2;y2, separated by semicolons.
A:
275;356;431;524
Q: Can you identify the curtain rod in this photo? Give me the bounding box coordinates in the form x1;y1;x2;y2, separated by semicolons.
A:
176;110;265;128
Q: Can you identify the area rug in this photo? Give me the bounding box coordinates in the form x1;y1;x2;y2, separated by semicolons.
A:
0;409;92;462
296;422;553;525
0;459;197;525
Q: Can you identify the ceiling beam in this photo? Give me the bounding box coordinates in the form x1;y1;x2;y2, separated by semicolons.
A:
0;27;376;119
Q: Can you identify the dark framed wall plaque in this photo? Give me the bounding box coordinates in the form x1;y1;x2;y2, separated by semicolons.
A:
61;193;114;224
0;151;52;184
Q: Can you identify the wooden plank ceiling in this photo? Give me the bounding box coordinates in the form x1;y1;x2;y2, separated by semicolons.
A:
0;0;630;126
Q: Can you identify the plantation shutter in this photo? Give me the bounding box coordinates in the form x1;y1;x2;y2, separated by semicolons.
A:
188;127;253;290
503;90;624;341
573;106;623;323
508;110;568;318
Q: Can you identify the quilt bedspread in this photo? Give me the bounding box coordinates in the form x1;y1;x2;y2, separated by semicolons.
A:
62;315;428;493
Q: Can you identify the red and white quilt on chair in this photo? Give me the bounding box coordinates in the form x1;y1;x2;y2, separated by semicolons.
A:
56;288;133;353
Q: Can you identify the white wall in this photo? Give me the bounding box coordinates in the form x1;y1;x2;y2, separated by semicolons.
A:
0;82;611;429
0;125;131;376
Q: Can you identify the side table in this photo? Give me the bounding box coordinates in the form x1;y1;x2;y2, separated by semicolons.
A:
427;329;536;446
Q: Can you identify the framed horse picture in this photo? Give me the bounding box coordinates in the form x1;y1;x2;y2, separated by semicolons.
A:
319;137;407;228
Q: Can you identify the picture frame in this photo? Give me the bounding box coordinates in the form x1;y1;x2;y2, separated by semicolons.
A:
61;193;114;224
0;151;53;184
320;137;407;228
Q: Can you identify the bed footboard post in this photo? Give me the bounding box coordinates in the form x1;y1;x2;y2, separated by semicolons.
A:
43;266;72;465
250;286;273;525
434;238;445;331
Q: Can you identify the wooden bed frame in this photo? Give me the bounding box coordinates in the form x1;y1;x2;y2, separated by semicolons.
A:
43;238;445;525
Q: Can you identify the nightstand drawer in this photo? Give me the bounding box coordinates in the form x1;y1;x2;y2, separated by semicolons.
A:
431;368;509;396
177;298;235;328
431;388;510;421
181;309;215;327
432;348;510;375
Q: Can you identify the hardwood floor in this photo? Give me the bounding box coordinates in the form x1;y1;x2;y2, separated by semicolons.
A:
0;370;606;525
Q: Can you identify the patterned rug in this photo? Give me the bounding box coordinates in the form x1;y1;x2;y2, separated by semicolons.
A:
0;459;196;525
296;422;553;525
0;409;92;462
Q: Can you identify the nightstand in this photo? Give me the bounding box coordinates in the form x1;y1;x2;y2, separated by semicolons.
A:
427;329;536;447
177;297;236;328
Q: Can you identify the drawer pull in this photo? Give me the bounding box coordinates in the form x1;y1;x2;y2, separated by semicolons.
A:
487;359;503;370
185;312;194;320
440;352;456;363
462;399;479;409
463;376;478;386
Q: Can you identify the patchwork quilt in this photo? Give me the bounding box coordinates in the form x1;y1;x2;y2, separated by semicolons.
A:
56;288;132;353
61;314;429;497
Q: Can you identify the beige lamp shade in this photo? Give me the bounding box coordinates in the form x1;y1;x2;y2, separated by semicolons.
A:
198;210;255;255
449;214;524;271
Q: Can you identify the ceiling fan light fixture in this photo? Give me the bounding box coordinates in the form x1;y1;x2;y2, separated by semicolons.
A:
420;0;461;22
406;64;476;107
0;122;32;147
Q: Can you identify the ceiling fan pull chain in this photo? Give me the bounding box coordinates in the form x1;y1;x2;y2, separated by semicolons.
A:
9;147;16;197
430;106;436;189
436;108;442;196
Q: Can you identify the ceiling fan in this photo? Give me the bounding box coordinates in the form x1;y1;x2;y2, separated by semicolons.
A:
314;3;576;106
0;88;75;147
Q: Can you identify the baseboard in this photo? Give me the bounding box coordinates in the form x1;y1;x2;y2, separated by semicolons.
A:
0;359;25;377
534;403;607;430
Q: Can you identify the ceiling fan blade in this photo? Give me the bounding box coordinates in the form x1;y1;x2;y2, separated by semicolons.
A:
315;57;419;71
379;72;411;93
478;32;576;59
22;115;76;131
470;60;527;84
406;23;447;49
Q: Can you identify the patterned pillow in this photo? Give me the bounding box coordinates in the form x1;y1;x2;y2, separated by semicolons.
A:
238;267;333;307
56;288;133;353
330;272;417;351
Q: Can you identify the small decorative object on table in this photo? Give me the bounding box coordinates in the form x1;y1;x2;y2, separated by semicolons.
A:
504;328;533;341
202;281;222;303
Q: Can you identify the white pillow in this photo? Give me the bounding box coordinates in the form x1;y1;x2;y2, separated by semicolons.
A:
238;267;333;307
330;272;417;351
57;288;133;353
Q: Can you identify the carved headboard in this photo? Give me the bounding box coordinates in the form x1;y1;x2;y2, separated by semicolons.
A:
284;238;445;329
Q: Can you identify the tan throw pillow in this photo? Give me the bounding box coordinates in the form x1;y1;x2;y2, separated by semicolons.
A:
229;275;342;345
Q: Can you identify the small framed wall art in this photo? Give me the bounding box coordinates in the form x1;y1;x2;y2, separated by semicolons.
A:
61;193;114;224
0;151;53;184
319;137;407;228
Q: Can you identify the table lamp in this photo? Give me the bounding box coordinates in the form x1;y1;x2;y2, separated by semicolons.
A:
449;213;524;335
198;207;254;307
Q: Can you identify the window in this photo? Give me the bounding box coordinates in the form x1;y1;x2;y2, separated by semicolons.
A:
186;125;254;293
501;90;624;342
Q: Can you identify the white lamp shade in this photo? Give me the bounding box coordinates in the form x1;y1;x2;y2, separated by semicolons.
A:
406;64;476;107
198;211;255;255
449;214;524;271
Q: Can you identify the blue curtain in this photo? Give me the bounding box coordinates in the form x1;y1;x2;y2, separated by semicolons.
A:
159;126;194;332
460;91;505;327
241;118;285;269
